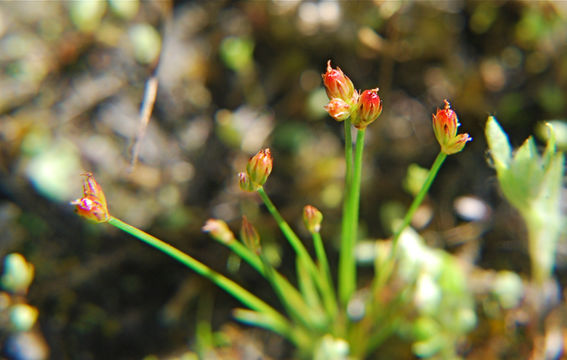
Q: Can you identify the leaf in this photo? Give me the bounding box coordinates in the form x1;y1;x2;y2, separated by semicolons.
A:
510;137;543;201
485;116;512;171
542;122;557;168
232;308;287;335
538;151;564;212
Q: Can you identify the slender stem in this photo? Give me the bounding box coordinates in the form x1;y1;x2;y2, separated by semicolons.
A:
372;152;447;295
106;216;291;337
312;232;335;308
340;127;366;306
224;240;264;273
259;251;311;328
256;187;338;316
391;152;447;255
220;233;327;329
295;256;321;310
233;308;311;350
256;188;314;271
338;119;354;307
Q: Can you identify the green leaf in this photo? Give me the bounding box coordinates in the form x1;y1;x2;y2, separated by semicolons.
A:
538;152;564;212
509;137;543;201
232;308;288;335
542;123;557;168
514;136;537;163
485;116;512;171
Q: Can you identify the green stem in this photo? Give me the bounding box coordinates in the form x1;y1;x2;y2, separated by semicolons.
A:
525;211;556;286
340;127;366;306
106;216;292;338
312;232;335;314
260;251;310;327
256;187;338;317
338;119;354;307
219;232;327;329
312;232;334;296
372;152;446;293
391;152;447;255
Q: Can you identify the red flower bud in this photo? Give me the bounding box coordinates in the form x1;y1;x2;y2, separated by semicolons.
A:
71;173;110;223
202;219;235;244
324;98;352;122
303;205;323;234
432;100;472;155
353;88;382;129
240;216;261;254
246;148;273;187
322;60;357;103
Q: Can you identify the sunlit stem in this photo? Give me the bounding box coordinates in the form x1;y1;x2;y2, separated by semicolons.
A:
106;216;292;339
390;151;447;257
372;152;447;295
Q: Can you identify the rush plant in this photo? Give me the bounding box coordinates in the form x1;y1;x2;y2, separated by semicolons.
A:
72;61;476;359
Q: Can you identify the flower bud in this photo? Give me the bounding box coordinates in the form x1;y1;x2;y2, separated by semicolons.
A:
324;98;352;122
432;100;472;155
303;205;323;234
352;88;382;129
240;216;261;254
71;173;110;223
202;219;235;244
238;172;257;192
322;60;356;103
246;148;273;187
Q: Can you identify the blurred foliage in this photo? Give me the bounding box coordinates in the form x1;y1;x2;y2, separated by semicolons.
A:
0;0;565;358
486;117;564;288
1;253;48;360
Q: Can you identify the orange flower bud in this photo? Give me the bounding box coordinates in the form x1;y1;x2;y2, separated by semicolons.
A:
353;88;382;129
303;205;323;234
432;100;472;155
324;98;352;122
322;60;357;103
202;219;235;244
246;148;273;187
71;173;110;223
240;216;261;254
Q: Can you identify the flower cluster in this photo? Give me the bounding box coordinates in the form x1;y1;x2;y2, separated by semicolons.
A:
322;60;382;129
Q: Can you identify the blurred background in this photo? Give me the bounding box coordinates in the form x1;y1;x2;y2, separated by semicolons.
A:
0;0;566;358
